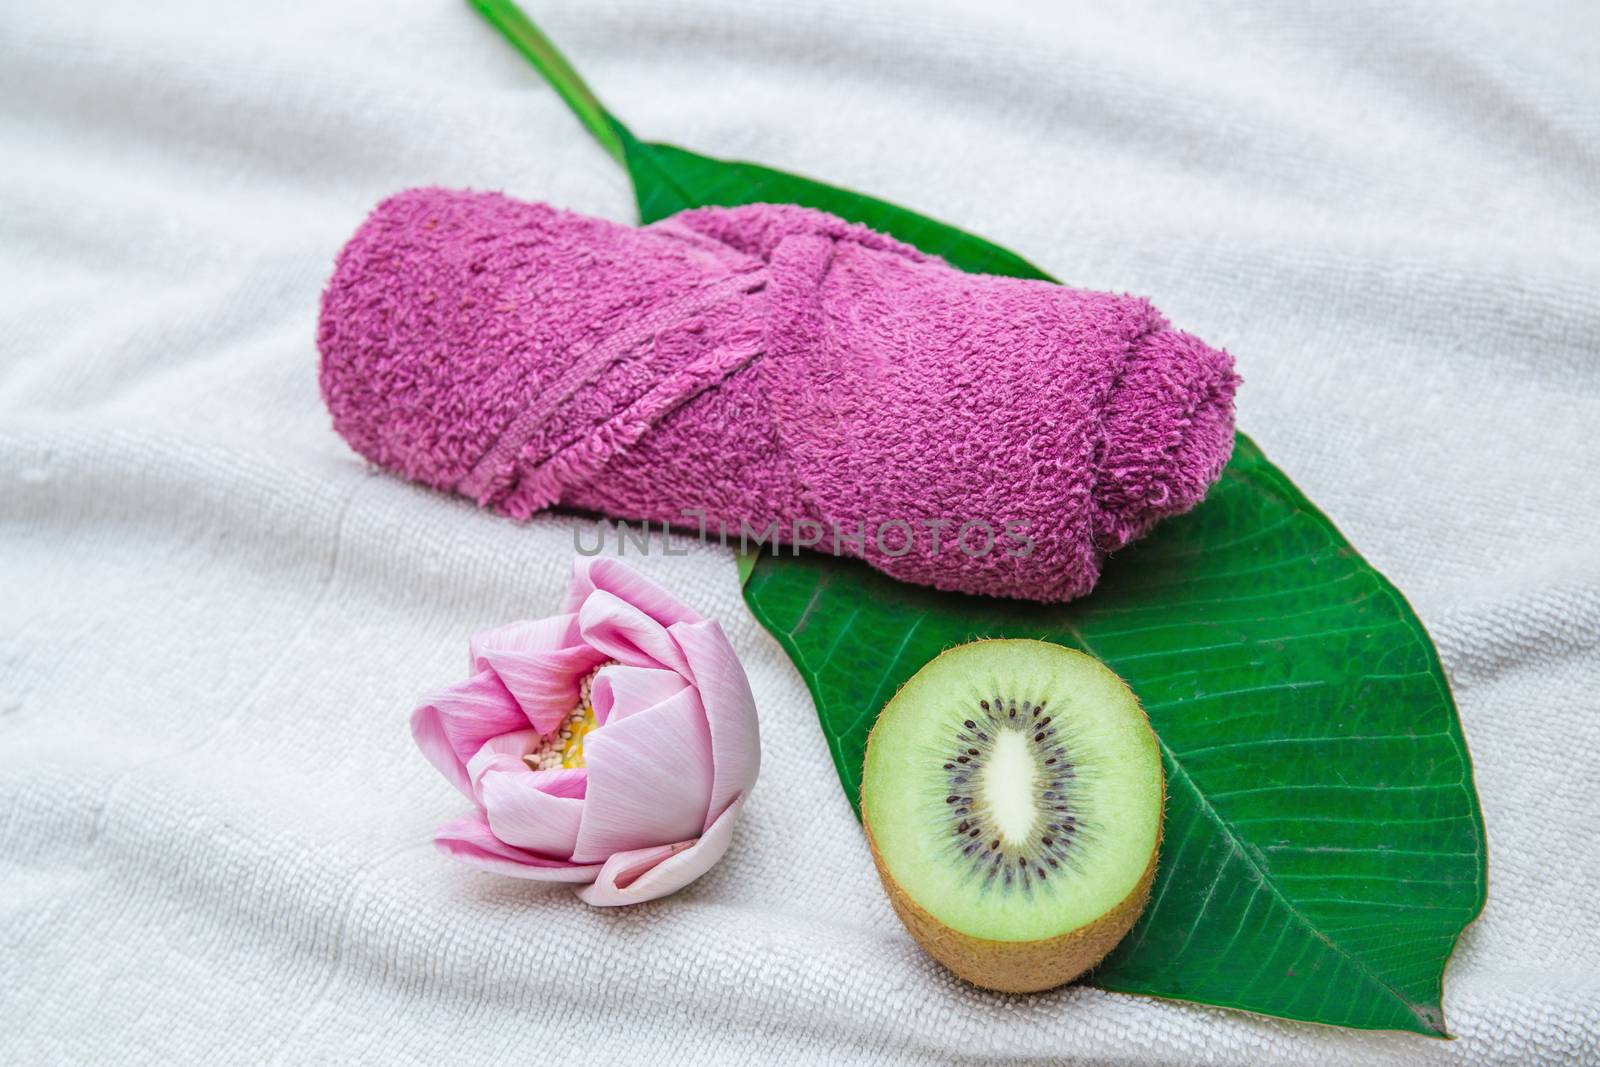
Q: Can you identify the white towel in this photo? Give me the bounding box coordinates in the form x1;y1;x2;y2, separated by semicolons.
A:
2;1;1597;1063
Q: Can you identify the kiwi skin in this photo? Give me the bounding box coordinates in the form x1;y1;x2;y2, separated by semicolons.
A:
866;824;1159;993
861;641;1165;994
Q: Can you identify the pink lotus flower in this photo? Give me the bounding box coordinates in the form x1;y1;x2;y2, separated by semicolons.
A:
411;558;760;905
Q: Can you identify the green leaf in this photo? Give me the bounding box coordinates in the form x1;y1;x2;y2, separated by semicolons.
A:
734;545;758;589
472;0;1047;279
617;130;1051;279
473;1;1487;1035
742;436;1485;1035
470;0;626;165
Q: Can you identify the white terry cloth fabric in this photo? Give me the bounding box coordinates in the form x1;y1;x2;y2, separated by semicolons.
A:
2;1;1597;1063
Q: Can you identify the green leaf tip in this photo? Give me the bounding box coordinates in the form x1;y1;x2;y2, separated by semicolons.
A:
734;546;758;588
469;0;629;165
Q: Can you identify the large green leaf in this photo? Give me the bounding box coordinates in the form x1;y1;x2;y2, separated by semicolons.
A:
472;0;1487;1035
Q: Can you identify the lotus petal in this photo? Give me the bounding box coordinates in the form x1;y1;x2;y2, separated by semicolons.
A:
570;686;713;863
411;671;527;798
590;664;688;726
467;612;607;733
481;768;585;857
576;794;746;906
433;813;602;883
577;589;691;674
464;727;541;800
671;619;761;830
469;612;583;670
564;557;703;627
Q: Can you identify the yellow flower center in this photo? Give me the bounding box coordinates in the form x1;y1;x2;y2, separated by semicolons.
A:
523;665;607;773
560;704;599;768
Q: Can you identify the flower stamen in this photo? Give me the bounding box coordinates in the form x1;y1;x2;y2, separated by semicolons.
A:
523;665;605;772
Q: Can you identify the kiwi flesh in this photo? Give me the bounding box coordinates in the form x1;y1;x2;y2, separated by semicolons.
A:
861;639;1164;993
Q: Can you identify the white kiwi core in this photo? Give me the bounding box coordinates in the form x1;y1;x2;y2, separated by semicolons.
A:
981;729;1039;846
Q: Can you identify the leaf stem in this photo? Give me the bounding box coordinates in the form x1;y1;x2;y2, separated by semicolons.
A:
468;0;627;165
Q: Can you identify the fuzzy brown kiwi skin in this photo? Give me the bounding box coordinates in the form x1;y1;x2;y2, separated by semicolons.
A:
860;644;1166;994
865;822;1160;993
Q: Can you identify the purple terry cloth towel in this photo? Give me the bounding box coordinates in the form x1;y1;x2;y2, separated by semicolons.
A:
318;189;1238;603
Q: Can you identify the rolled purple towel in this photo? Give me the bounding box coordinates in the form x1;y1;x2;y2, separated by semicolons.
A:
318;189;1238;603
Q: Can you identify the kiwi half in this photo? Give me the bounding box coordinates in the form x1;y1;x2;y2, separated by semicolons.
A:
861;639;1164;993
